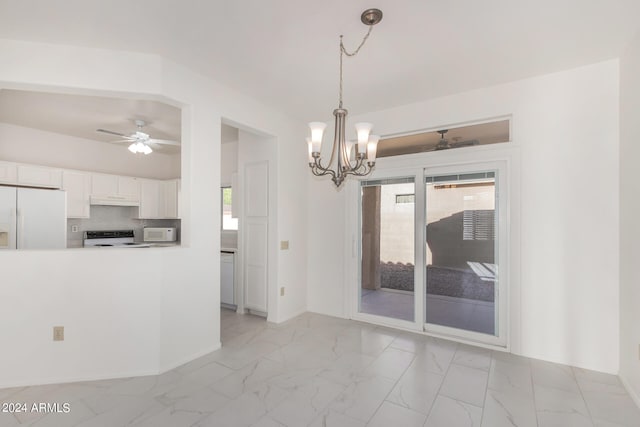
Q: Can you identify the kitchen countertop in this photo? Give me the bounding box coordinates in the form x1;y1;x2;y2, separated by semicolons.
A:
148;242;181;247
221;247;237;253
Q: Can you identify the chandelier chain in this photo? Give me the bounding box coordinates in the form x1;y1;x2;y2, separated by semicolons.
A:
338;25;374;109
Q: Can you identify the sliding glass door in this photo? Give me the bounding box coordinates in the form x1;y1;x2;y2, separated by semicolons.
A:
359;178;415;322
356;163;507;346
424;172;498;337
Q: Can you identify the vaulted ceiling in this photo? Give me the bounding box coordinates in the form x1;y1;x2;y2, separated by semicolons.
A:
1;0;639;122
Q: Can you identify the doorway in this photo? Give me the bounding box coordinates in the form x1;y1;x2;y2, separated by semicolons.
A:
219;120;276;324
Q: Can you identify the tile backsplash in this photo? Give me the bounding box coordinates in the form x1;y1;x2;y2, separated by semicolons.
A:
67;205;180;248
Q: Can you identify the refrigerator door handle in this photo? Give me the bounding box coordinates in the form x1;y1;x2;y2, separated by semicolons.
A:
17;209;24;249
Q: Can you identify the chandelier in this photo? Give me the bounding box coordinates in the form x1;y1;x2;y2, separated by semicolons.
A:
307;8;383;187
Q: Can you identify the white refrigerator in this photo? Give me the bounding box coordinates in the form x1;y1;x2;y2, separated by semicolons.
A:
0;187;67;250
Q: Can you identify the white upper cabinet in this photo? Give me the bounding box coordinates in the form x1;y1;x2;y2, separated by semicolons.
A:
118;176;140;198
16;164;62;188
91;173;118;196
138;178;180;219
0;161;179;219
163;179;180;219
0;161;17;185
139;179;162;219
62;170;91;218
91;173;141;200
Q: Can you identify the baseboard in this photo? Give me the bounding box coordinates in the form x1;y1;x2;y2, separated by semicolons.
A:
158;343;222;374
307;308;349;320
275;307;308;324
0;368;159;389
0;344;223;389
620;374;640;409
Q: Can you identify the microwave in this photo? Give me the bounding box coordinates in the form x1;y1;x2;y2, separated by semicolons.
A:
143;227;177;242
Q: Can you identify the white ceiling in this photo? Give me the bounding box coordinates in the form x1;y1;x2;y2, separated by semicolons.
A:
0;0;639;122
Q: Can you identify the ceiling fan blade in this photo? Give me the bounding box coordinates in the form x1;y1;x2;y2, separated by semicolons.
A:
434;140;450;150
450;139;479;148
96;128;128;137
106;139;135;144
419;146;441;152
148;139;181;146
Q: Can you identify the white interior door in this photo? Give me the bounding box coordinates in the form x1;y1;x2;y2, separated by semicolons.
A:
243;161;269;313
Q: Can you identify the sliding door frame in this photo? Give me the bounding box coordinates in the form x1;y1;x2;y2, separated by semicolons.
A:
348;166;425;332
345;143;520;351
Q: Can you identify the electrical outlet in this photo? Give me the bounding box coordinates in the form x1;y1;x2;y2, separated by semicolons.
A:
71;225;79;233
280;287;285;297
280;241;289;250
53;326;64;341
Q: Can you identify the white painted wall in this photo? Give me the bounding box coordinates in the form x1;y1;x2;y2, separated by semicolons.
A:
620;30;640;404
308;60;620;374
0;122;181;179
307;186;348;318
0;38;307;387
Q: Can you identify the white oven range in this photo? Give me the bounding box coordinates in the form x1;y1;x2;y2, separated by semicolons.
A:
83;230;151;248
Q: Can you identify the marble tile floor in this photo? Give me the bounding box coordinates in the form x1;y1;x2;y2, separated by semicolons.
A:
360;289;414;321
1;309;638;426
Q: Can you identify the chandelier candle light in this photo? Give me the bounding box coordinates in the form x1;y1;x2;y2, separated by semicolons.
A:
307;8;383;187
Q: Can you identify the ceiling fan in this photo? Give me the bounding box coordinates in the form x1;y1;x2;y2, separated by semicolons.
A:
431;129;479;151
96;119;180;155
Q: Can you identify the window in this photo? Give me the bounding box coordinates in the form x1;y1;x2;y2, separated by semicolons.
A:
222;187;238;230
463;209;495;241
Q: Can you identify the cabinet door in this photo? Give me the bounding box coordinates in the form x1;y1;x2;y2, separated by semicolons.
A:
118;176;140;198
0;162;17;185
163;179;179;219
17;165;62;188
62;171;91;218
91;173;118;196
139;179;161;219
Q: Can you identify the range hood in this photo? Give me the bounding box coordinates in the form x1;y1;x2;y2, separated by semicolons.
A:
90;195;140;207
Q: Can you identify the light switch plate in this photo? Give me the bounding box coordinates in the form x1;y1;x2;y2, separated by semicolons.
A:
280;241;289;250
280;287;285;296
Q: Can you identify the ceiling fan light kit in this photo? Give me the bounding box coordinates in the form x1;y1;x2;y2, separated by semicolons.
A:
128;141;153;154
96;119;179;155
307;8;383;188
